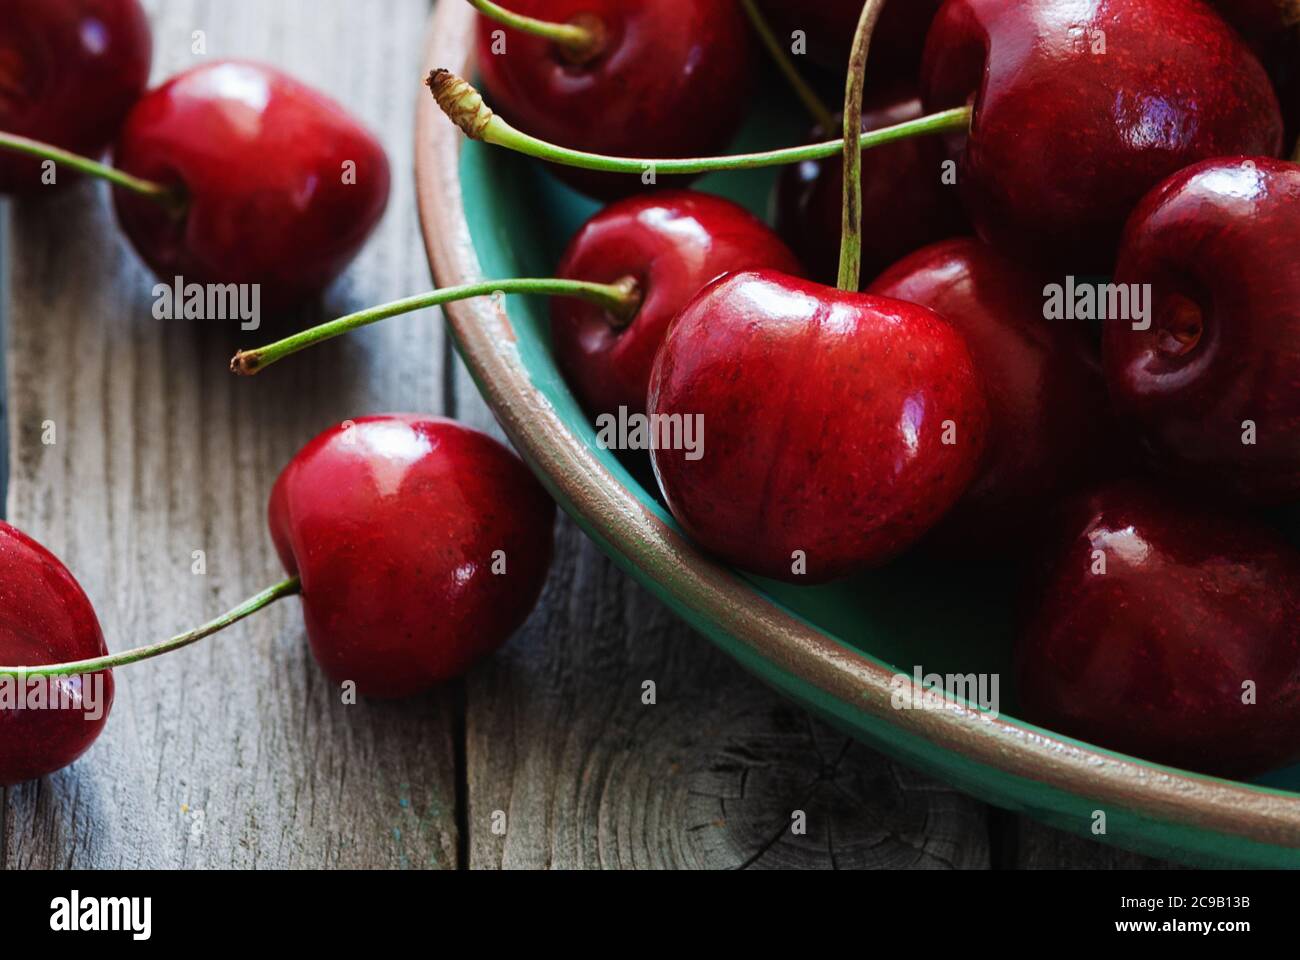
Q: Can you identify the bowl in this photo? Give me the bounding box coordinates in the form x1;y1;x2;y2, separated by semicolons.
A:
415;0;1300;867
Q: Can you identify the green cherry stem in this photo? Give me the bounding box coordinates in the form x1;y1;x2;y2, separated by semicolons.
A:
0;131;183;209
426;70;972;176
838;0;887;291
232;276;642;375
466;0;602;59
0;577;301;679
740;0;836;132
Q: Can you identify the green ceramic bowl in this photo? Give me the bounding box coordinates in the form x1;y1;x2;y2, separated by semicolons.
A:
416;0;1300;867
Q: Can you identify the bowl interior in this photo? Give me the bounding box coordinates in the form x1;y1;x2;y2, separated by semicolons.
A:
458;98;1300;796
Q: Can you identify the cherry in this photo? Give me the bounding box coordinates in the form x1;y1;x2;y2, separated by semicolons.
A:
755;0;943;81
868;238;1114;547
0;0;151;194
268;415;555;697
471;0;755;198
112;60;391;313
551;190;801;419
775;93;965;287
1018;483;1300;779
648;270;989;583
922;0;1284;270
1104;156;1300;505
0;521;113;785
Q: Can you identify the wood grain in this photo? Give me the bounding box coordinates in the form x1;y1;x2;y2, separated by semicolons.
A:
1;0;458;869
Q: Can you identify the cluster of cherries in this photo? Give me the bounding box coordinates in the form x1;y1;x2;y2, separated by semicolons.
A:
0;0;1298;789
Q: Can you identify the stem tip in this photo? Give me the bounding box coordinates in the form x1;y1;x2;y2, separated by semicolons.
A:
427;69;494;140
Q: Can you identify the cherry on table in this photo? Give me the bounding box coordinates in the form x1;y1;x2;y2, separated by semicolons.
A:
112;60;391;313
0;521;113;785
268;415;555;697
0;0;151;194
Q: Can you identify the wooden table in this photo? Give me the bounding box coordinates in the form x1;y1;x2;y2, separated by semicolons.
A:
0;0;1176;870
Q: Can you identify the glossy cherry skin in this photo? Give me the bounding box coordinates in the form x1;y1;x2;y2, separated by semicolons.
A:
922;0;1284;271
474;0;754;199
775;94;966;287
0;0;151;194
1104;157;1300;505
113;61;391;313
0;521;113;785
268;415;555;698
756;0;944;82
1018;483;1300;779
869;238;1113;547
649;270;989;583
552;191;801;419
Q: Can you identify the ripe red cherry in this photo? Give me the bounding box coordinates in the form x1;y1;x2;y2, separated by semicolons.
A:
268;415;555;697
1018;483;1300;779
756;0;944;81
649;270;989;583
552;190;801;418
775;94;965;287
1104;156;1300;505
112;60;391;312
922;0;1283;270
869;238;1113;547
473;0;755;198
0;0;151;194
0;521;113;785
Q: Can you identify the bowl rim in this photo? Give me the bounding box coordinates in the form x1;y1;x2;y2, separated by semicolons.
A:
415;0;1300;851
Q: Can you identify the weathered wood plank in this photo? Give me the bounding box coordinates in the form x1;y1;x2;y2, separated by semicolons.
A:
1;0;457;868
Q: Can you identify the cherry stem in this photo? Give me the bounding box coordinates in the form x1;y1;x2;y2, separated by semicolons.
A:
838;0;886;292
0;131;183;208
427;70;972;176
740;0;836;132
466;0;601;58
232;276;641;375
0;577;300;679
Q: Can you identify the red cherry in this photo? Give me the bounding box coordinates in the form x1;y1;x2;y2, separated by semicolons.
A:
0;521;113;785
648;270;989;583
1018;483;1300;779
552;190;801;418
756;0;944;81
0;0;150;194
869;238;1114;546
1104;156;1300;505
268;415;555;698
473;0;755;198
775;94;965;287
922;0;1283;270
112;60;391;312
